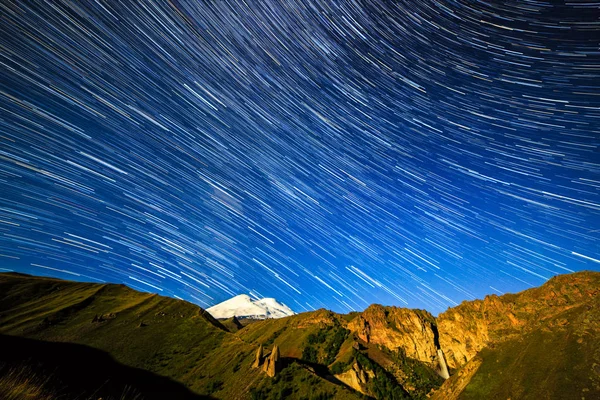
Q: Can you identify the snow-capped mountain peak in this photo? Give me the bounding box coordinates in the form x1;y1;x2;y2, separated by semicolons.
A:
206;294;295;319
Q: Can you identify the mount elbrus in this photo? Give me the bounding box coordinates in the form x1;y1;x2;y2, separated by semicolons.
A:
207;294;295;320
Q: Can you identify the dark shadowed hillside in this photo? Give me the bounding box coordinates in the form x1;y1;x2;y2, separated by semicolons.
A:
0;334;210;400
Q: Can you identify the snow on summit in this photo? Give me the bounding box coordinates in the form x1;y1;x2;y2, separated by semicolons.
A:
206;294;295;319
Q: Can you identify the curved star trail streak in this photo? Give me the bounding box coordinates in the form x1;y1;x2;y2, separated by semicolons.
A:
0;0;599;314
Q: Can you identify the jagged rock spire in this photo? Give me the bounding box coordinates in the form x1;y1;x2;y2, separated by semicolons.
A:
271;344;280;362
252;344;263;368
263;344;280;377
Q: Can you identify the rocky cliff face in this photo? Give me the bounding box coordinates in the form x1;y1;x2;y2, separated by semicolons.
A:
437;272;600;369
436;306;490;369
346;304;439;365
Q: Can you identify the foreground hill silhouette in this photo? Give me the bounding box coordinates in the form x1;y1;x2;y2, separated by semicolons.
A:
0;334;211;400
0;271;598;399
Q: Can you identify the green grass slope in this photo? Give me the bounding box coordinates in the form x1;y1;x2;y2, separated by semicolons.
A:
0;273;363;399
0;273;257;397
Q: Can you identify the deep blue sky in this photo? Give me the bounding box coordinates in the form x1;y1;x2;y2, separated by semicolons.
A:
0;0;598;315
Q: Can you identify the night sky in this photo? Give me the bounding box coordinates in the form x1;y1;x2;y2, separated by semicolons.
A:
1;0;599;315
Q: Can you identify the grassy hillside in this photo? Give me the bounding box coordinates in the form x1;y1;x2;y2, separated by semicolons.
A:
0;272;257;398
0;273;363;399
0;334;208;400
2;271;598;400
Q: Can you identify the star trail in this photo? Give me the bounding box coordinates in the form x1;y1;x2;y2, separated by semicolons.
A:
0;0;599;315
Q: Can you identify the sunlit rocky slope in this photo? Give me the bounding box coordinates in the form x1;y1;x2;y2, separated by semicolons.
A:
0;271;598;399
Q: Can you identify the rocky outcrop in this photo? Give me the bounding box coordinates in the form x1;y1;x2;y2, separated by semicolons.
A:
295;309;338;329
252;344;263;368
436;302;491;369
334;361;373;395
92;313;116;323
346;305;438;365
348;315;370;343
252;344;281;377
263;345;280;377
437;271;600;369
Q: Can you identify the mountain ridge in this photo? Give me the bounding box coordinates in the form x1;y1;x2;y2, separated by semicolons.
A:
0;270;598;399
